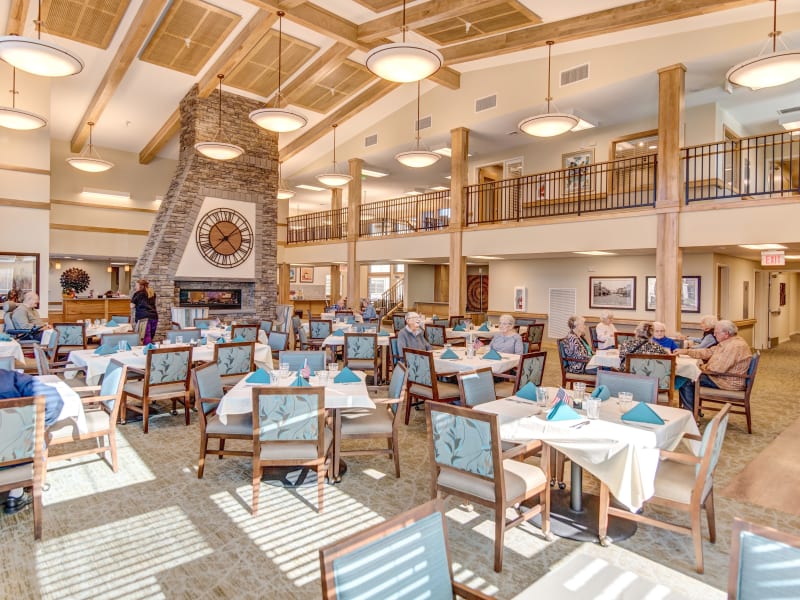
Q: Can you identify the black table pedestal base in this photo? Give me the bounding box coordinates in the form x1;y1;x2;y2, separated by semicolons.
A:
529;489;637;543
261;461;347;488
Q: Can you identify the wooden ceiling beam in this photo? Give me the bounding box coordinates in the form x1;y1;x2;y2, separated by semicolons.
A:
138;108;180;165
5;0;27;35
278;0;309;8
442;0;764;64
280;42;354;107
71;0;170;153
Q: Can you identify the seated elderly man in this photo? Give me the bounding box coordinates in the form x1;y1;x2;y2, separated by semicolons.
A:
11;291;48;340
676;319;752;413
489;314;523;354
396;311;431;360
652;321;680;352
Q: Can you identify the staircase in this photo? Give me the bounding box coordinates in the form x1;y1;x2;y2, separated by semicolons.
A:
376;279;404;325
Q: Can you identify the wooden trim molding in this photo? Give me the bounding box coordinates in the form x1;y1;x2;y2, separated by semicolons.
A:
0;198;51;210
0;163;50;175
50;224;150;236
51;199;159;214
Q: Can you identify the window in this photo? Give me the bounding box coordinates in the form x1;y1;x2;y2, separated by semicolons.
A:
369;264;390;273
368;277;389;300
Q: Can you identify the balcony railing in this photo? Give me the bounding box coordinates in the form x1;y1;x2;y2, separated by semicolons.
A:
683;130;800;203
465;154;657;225
286;207;348;244
359;191;450;237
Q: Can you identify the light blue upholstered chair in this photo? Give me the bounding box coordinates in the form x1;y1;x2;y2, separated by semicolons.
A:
596;370;658;404
425;402;551;572
250;386;331;516
100;332;141;349
457;367;498;407
697;352;759;433
0;356;14;370
267;331;290;366
0;395;45;539
423;324;446;347
214;341;255;386
278;350;326;373
166;328;202;343
259;320;273;335
599;404;731;573
403;348;461;425
614;331;637;347
495;351;547;398
626;353;676;404
525;323;545;351
387;334;400;375
231;324;258;343
343;333;380;382
308;319;332;351
122;346;192;433
53;322;86;359
392;313;407;333
109;315;130;324
193;318;214;329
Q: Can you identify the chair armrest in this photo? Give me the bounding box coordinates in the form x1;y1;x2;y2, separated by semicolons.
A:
502;439;542;460
127;367;145;376
493;372;516;382
680;432;702;441
659;449;700;465
453;581;496;600
70;385;102;394
374;397;403;406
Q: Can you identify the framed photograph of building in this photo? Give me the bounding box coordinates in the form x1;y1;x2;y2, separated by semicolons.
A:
299;267;314;283
645;275;701;313
589;276;636;310
562;149;595;195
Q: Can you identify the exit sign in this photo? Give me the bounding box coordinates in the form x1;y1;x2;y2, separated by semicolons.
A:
761;250;785;266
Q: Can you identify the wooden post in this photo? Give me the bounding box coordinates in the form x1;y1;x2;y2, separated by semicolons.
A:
330;187;343;306
449;127;469;316
347;158;363;308
278;262;290;304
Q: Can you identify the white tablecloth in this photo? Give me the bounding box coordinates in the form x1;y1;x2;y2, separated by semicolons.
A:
0;339;25;364
476;395;699;511
85;323;133;338
321;334;391;348
432;347;518;375
35;374;87;433
171;307;209;329
588;349;702;380
445;328;498;340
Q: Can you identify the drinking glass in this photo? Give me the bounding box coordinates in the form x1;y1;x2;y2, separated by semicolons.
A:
279;362;290;381
117;340;126;352
318;370;329;385
175;335;184;344
586;397;601;419
573;382;586;408
536;388;549;408
328;362;339;376
618;392;633;413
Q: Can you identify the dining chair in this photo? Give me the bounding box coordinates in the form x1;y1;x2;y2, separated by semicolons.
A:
191;362;252;479
557;337;596;390
589;325;600;351
494;351;547;398
425;402;551;572
121;346;193;433
109;315;130;324
32;344;90;394
45;360;128;475
457;367;499;407
166;328;201;343
423;323;446;347
0;395;45;539
53;322;86;360
267;331;290;366
614;331;637;347
231;324;258;342
387;334;400;376
0;356;14;370
596;370;658;404
291;315;309;350
308;319;332;351
392;313;406;333
213;341;255;387
525;324;545;352
626;353;676;405
278;350;326;373
343;333;380;383
696;352;759;433
728;517;800;600
448;315;465;328
258;320;273;335
319;498;495;600
336;363;407;478
598;404;731;573
403;348;461;425
194;318;215;329
250;386;331;516
99;332;141;349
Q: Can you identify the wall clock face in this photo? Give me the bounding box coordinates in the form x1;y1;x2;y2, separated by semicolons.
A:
196;208;253;268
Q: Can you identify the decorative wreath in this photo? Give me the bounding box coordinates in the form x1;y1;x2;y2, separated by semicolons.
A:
60;267;91;294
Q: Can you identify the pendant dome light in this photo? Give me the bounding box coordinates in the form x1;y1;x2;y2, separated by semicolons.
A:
365;0;443;83
249;11;308;133
0;68;47;130
727;0;800;90
66;121;114;172
0;0;83;78
316;124;353;187
194;74;244;161
277;161;295;199
395;81;440;168
518;41;579;138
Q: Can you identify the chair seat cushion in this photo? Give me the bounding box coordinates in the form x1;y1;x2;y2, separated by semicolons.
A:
494;381;514;398
653;458;696;504
437;459;546;503
698;386;745;401
206;413;252;436
410;380;461;401
0;463;32;487
260;428;333;461
124;381;187;398
567;373;596;383
340;409;393;435
346;359;375;371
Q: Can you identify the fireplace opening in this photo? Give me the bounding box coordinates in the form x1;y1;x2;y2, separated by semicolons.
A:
178;288;242;310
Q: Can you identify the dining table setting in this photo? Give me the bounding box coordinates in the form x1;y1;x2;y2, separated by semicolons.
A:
432;345;518;375
587;349;702;380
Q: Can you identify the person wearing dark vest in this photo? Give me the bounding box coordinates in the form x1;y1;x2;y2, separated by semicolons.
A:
131;279;158;344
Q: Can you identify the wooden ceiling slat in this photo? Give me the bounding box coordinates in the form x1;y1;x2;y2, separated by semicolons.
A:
281;43;353;105
293;60;372;113
5;0;27;36
41;0;130;49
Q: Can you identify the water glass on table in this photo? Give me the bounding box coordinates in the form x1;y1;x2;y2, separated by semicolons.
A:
536;387;549;408
328;362;339;376
117;340;126;353
586;397;601;419
175;335;184;345
617;391;633;413
573;382;586;408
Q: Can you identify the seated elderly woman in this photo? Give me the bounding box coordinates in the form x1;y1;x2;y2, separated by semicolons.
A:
562;315;596;374
689;314;718;349
652;321;680;352
489;314;524;354
595;310;617;350
618;321;668;370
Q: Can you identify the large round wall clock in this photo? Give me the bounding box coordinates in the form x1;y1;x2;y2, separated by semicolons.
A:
195;208;253;268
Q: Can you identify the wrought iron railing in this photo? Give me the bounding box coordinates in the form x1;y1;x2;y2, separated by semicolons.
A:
683;130;800;202
286;207;348;244
465;154;657;225
375;278;403;316
359;191;450;237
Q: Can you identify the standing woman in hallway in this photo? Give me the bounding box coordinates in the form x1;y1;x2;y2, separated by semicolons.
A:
131;279;158;345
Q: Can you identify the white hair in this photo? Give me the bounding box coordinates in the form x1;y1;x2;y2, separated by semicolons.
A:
699;314;718;329
499;314;515;325
405;312;420;323
600;310;613;322
716;319;737;336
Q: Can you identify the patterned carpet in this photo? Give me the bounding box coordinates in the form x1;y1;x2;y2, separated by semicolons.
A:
2;336;800;599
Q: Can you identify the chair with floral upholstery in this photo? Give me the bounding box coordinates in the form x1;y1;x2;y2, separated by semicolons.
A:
53;322;86;360
423;324;446;348
213;341;255;387
0;395;45;539
392;313;406;333
308;319;332;351
614;331;637;347
403;348;461;425
448;315;465;328
99;332;141;349
193;318;214;330
278;350;326;373
250;386;331;516
121;346;192;433
626;353;676;405
259;320;273;335
596;370;658;404
425;402;551;572
267;331;290;367
494;351;547;398
343;333;380;383
231;324;258;343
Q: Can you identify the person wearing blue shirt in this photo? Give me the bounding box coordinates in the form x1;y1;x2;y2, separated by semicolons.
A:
362;301;377;320
652;321;680;352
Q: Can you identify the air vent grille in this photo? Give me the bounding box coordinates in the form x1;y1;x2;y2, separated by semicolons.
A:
560;63;589;87
364;133;378;147
415;115;431;131
475;94;497;112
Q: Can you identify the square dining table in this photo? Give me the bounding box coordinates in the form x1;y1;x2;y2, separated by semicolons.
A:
0;339;25;365
432;346;518;375
588;349;702;380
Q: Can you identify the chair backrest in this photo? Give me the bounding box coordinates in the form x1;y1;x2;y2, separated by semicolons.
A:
214;341;255;376
596;370;658;404
695;404;731;501
53;322;85;349
278;350;326;373
32;345;50;375
191;361;225;416
403;348;435;390
231;324;258;342
0;356;15;370
557;337;590;377
743;353;760;398
319;499;456;600
252;386;325;451
432;318;449;327
0;395;44;473
144;347;192;389
343;333;377;361
166;328;201;343
615;331;636;346
728;518;800;600
448;315;465;328
100;332;140;349
109;315;130;324
424;324;446;347
259;320;273;334
457;367;497;407
588;325;599;350
626;353;676;397
98;359;127;417
392;314;406;333
388;363;407;401
194;318;214;329
526;324;545;349
388;334;400;367
514;351;547;392
309;319;333;340
268;331;289;353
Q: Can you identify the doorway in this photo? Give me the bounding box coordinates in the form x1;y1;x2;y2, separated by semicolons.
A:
716;264;730;319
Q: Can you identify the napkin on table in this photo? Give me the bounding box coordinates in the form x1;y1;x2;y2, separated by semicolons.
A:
479;322;491;332
546;400;581;421
452;324;465;331
214;337;225;344
93;344;117;355
377;330;389;336
334;366;361;383
440;348;459;360
515;382;538;401
332;329;346;337
483;348;502;360
246;368;271;384
106;320;119;327
0;333;12;341
197;322;209;329
291;373;310;387
232;335;247;342
142;343;156;354
621;402;665;425
591;385;611;401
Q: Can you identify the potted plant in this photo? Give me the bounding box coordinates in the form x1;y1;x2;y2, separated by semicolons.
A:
60;267;91;298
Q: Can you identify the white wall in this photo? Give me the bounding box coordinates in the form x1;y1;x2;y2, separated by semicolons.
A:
48;259;115;303
406;264;436;308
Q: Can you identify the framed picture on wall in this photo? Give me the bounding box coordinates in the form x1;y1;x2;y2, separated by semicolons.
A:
299;267;314;283
0;253;39;300
513;286;527;312
288;267;298;283
589;276;636;310
562;149;595;195
645;275;701;313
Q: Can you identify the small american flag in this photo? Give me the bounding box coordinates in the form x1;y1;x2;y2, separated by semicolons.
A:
553;387;569;406
473;338;483;350
301;359;311;379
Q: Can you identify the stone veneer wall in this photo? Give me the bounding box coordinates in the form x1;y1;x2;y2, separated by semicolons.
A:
133;85;278;340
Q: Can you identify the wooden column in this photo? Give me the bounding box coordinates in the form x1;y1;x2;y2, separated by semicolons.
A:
448;127;469;316
434;265;449;303
278;262;290;304
655;64;685;333
347;158;363;308
330;187;343;304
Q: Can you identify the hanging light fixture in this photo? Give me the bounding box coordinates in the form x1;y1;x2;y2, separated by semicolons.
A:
194;74;244;161
250;11;307;133
0;68;47;130
316;124;353;187
396;81;440;168
518;41;579;138
277;161;295;199
365;0;442;83
727;0;800;90
0;0;83;77
66;121;114;172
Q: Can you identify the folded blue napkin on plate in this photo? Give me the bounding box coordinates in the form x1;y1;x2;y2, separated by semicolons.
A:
291;373;310;387
621;402;665;425
483;348;502;360
591;385;611;401
516;382;538;401
452;324;465;331
0;333;12;341
246;368;271;384
547;400;581;421
332;329;345;337
377;330;389;336
197;322;209;329
334;366;360;383
106;320;119;327
232;335;247;342
214;337;225;343
440;348;459;359
94;344;117;355
479;322;491;331
142;343;156;355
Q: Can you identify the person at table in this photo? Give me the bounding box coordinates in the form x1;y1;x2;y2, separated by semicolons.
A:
688;314;718;349
652;321;680;352
595;310;617;350
676;319;751;413
11;292;48;340
489;314;523;354
361;301;377;321
131;279;158;345
618;321;668;370
396;311;431;361
563;316;596;374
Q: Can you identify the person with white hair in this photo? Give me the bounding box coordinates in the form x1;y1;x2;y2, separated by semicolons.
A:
11;291;48;340
618;321;668;370
562;315;596;374
595;310;617;350
396;311;431;360
652;321;680;352
489;314;523;354
689;314;718;349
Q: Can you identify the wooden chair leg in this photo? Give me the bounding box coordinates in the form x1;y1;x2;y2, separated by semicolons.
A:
691;505;704;574
218;438;226;459
404;393;414;425
598;482;610;542
391;429;400;478
705;489;717;543
252;460;261;516
317;464;325;512
184;393;191;425
143;398;149;434
33;490;42;540
109;431;118;472
494;506;505;572
198;433;208;478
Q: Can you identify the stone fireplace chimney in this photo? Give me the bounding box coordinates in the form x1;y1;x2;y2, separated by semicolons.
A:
134;84;278;339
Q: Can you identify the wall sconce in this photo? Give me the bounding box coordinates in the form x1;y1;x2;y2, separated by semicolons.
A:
107;266;112;273
124;265;130;272
54;261;61;269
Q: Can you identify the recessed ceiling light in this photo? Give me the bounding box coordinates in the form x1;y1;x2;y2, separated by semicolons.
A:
784;254;800;259
404;190;422;195
429;185;449;191
296;184;326;191
361;168;389;178
739;244;787;250
470;255;503;260
573;250;617;256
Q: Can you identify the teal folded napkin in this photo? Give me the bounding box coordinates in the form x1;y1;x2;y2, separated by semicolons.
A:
332;329;345;337
440;348;459;359
334;366;360;383
197;322;209;329
93;344;117;355
225;325;231;331
377;330;389;336
547;400;581;421
200;337;207;345
452;324;465;331
120;340;131;351
142;343;156;355
483;348;502;360
106;320;119;327
246;368;271;384
0;333;12;341
622;402;665;425
591;385;611;401
291;373;310;387
479;322;491;332
515;382;538;401
232;335;247;342
214;337;225;343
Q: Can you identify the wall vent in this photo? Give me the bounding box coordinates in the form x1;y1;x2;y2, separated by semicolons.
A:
415;115;432;131
475;94;497;112
560;63;589;87
364;133;378;147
